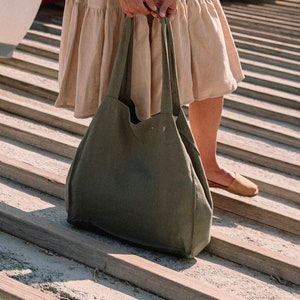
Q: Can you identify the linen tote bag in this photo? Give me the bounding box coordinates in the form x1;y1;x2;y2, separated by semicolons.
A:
66;17;213;258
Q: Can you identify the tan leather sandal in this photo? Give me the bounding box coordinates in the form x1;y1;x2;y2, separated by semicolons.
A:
208;172;259;197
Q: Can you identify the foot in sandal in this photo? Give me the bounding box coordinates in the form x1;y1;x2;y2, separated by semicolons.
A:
208;172;259;197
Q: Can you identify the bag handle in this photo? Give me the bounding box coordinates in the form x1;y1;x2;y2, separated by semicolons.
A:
107;17;181;117
106;17;134;103
160;17;181;116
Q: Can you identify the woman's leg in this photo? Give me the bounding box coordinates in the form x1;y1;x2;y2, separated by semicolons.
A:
189;96;258;196
189;96;234;186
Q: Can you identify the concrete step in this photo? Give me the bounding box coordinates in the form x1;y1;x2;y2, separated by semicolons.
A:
1;133;299;235
225;2;300;20
25;29;61;48
2;86;298;152
217;127;300;176
0;110;81;159
0;84;90;135
31;20;62;36
1;178;299;300
0;83;299;203
216;153;300;205
226;7;300;27
0;49;58;78
240;57;300;82
221;107;300;149
12;50;300;87
235;39;300;61
238;48;300;71
243;69;300;95
0;232;163;300
231;25;300;49
237;81;300;110
1;84;298;150
0;272;57;300
225;93;300;126
233;31;300;53
1;62;298;125
226;15;300;39
1;110;298;204
0;65;58;101
224;6;300;38
2;106;299;179
17;38;59;60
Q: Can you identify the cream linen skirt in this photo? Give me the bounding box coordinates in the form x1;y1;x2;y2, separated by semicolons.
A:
55;0;244;119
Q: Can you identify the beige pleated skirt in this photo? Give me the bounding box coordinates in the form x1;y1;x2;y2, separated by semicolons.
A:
55;0;244;119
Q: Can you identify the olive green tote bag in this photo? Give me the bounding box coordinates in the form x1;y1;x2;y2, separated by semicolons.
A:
66;17;213;258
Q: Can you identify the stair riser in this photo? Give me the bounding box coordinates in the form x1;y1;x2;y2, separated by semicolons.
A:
226;19;300;39
0;123;76;159
0;76;57;101
241;63;300;82
0;161;65;199
234;36;300;53
254;180;300;205
17;44;59;60
224;99;300;126
0;58;58;78
208;229;300;286
226;5;300;21
237;87;299;110
0;97;88;136
236;42;300;62
25;32;60;48
217;143;300;177
31;21;62;36
239;51;300;71
231;26;300;46
243;75;300;95
221;118;300;149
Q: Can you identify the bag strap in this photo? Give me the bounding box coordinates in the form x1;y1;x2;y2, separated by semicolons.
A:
160;18;181;116
107;17;181;117
106;17;133;102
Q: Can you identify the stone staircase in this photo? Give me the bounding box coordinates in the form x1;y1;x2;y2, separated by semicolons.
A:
0;1;299;299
